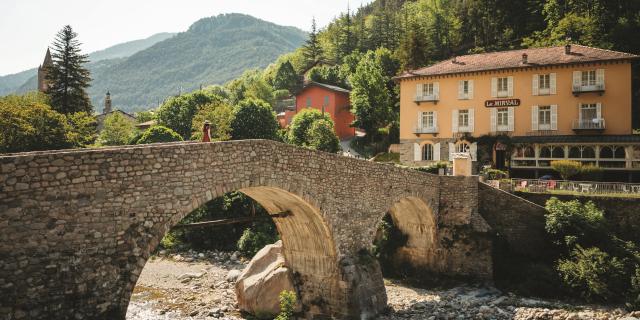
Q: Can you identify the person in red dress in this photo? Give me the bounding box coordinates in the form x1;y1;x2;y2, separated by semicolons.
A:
202;120;211;142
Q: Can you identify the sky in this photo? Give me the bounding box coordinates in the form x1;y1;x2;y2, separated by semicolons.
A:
0;0;373;76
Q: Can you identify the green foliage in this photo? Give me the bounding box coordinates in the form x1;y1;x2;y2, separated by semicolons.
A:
307;65;347;88
156;90;223;139
482;168;508;180
544;197;607;250
167;191;277;252
372;214;408;276
579;165;604;181
135;110;156;123
191;101;234;141
286;109;340;152
275;290;297;320
46;25;93;114
413;162;449;174
97;112;135;146
0;97;72;153
372;152;400;163
230;98;279;140
306;119;341;153
65;112;97;147
550;160;582;180
349;50;392;142
237;223;279;258
226;69;276;106
302;18;324;67
273;61;302;93
135;126;183;145
557;246;628;303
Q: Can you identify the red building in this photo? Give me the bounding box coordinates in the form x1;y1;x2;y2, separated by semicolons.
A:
289;82;355;140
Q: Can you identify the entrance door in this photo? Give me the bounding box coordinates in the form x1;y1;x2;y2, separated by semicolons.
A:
495;150;506;170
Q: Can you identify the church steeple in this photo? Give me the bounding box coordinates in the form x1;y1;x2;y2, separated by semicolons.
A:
103;91;112;114
37;48;53;92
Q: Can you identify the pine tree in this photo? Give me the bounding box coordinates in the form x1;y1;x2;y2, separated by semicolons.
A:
302;18;324;67
45;25;92;114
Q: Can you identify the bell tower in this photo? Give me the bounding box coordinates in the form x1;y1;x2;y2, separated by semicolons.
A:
103;91;112;114
37;48;53;92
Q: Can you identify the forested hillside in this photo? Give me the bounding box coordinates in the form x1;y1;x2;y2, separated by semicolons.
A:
0;32;176;97
87;13;307;111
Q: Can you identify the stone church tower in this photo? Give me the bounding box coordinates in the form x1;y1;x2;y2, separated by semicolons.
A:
37;48;53;92
103;91;112;114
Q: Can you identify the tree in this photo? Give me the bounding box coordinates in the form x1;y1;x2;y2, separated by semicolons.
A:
191;101;234;141
45;25;92;114
307;65;347;88
230;98;279;140
348;51;392;141
97;112;135;146
273;61;302;93
307;119;340;153
287;109;332;144
65;112;97;147
156;91;222;139
551;160;582;180
135;126;183;144
302;18;324;67
0;97;71;153
135;110;156;124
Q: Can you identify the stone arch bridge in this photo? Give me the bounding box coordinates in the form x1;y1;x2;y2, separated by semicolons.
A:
0;140;494;319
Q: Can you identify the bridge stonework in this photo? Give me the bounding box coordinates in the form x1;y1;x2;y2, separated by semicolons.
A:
0;140;492;320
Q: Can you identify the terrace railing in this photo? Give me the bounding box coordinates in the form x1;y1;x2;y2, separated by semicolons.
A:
488;178;640;197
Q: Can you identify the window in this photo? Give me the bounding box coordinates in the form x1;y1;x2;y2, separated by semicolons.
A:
497;107;509;129
422;111;434;129
306;97;312;108
497;77;508;97
582;70;596;87
423;144;434;161
323;96;329;106
462;80;469;95
456;142;470;153
539;74;550;90
458;110;469;128
569;146;596;159
539;106;551;129
600;146;626;159
580;103;598;121
422;83;434;97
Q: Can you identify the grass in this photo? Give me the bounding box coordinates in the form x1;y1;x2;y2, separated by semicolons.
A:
372;152;400;163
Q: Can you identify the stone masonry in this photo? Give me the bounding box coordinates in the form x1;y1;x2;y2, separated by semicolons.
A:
0;140;492;320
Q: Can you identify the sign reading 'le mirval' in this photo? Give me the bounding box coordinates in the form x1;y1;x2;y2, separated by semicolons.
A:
485;99;521;107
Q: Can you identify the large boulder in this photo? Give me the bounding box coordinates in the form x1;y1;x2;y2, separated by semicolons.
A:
235;240;298;317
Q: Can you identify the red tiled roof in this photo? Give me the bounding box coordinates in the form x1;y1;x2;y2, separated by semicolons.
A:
396;45;639;80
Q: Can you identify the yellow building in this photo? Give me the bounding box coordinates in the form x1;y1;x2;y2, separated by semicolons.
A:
396;44;640;181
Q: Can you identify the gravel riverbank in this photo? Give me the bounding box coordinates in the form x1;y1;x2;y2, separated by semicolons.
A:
126;251;639;320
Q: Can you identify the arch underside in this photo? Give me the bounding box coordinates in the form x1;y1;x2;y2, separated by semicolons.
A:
388;196;441;271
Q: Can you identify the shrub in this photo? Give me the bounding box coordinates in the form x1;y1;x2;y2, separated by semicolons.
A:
286;108;332;145
135;125;183;144
579;165;604;181
550;160;581;180
237;222;279;257
628;267;640;310
482;168;508;180
230;98;279;140
544;197;608;250
275;290;297;320
98;112;135;146
413;162;448;174
306;119;340;153
557;246;628;302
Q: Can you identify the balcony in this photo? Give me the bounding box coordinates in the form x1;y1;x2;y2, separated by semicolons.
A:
573;119;605;131
414;95;439;105
572;83;605;96
414;125;439;134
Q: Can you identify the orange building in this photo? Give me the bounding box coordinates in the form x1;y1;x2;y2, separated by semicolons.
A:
289;82;355;140
396;44;640;181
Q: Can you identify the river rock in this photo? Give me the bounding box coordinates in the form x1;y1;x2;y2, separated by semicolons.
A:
235;240;298;317
226;270;241;282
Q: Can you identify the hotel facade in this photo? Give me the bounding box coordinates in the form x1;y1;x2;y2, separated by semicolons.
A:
396;44;640;181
